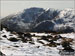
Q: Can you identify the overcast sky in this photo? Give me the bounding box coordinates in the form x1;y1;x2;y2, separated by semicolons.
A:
1;0;74;18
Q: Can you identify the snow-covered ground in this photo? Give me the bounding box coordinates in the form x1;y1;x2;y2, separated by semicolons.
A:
0;28;75;56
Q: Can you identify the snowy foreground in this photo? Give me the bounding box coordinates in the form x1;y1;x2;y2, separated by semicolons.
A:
0;28;75;56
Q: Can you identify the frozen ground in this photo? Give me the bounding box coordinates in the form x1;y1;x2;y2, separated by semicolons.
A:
0;28;75;56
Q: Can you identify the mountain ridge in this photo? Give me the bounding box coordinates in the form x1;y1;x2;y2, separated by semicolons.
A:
0;7;75;33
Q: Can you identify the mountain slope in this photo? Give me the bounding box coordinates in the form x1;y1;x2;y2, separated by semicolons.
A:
1;7;75;33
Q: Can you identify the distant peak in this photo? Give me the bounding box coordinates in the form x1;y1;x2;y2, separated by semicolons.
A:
58;8;74;18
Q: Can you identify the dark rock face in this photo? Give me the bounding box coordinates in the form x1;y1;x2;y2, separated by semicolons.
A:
0;51;5;56
1;7;75;33
36;9;59;23
60;40;75;55
2;35;7;38
18;33;32;43
8;37;19;42
33;20;55;32
24;33;32;38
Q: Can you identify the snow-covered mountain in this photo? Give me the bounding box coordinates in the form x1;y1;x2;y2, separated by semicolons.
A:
0;7;75;33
